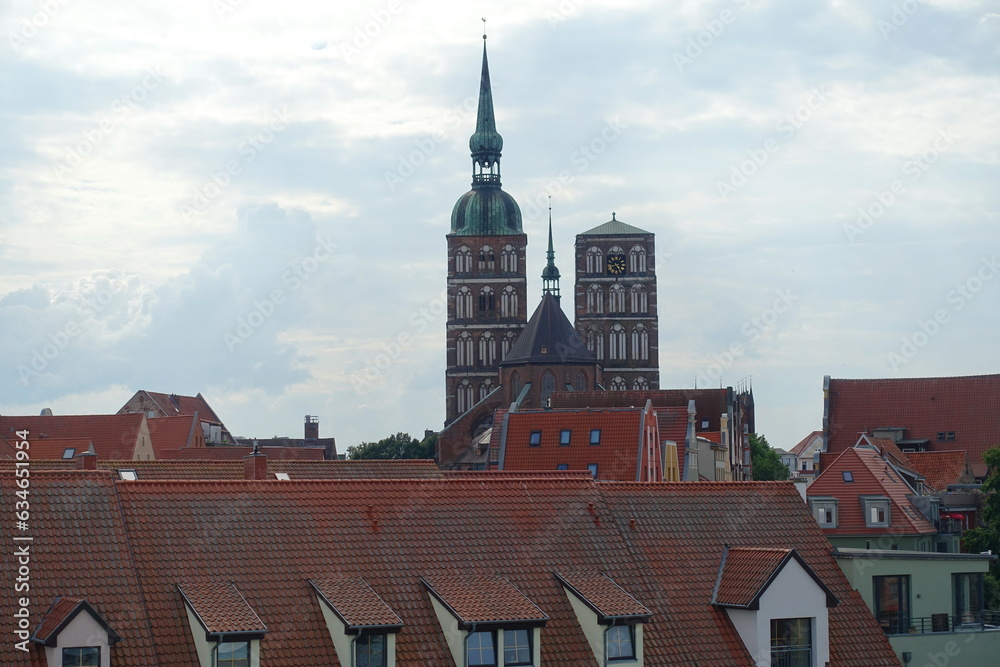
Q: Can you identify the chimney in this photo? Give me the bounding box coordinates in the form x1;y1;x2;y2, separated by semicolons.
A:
77;452;97;470
304;415;319;440
244;445;267;480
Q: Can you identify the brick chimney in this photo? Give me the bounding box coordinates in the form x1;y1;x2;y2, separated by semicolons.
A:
304;415;319;440
244;445;267;480
76;452;97;470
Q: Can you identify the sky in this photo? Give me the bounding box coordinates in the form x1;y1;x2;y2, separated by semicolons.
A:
1;0;998;453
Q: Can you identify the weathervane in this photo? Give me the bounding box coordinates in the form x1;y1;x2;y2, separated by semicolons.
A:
482;16;487;40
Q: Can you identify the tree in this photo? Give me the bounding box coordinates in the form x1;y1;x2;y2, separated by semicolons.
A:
749;433;789;481
961;446;1000;608
347;431;436;460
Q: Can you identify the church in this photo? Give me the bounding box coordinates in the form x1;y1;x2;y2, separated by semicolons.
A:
438;37;662;468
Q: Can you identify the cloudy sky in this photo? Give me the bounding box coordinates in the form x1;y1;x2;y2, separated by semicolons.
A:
1;0;997;453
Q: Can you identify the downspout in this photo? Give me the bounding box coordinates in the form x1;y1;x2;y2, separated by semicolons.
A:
212;640;220;667
463;622;477;667
350;634;358;667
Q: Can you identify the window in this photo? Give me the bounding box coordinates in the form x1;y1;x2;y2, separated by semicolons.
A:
457;331;473;366
609;325;626;360
606;624;634;660
468;630;496;666
502;331;517;359
801;462;808;471
456;287;473;319
587;284;604;314
842;471;854;482
610;376;627;391
809;499;838;527
62;448;76;459
556;464;569;470
529;431;542;447
456;246;472;274
629;284;647;313
954;572;985;623
457;380;474;414
585;246;602;274
609;284;626;313
587;463;599;478
479;286;495;313
628;245;646;273
586;326;604;359
501;286;518;318
501;244;518;273
874;575;910;634
862;497;890;527
631;324;649;361
479;332;497;366
118;469;138;481
217;641;250;667
274;472;290;480
510;371;523;397
357;633;387;667
590;429;601;445
62;647;100;667
770;618;812;667
478;245;495;270
560;430;572;446
504;628;532;666
632;376;649;391
541;371;556;406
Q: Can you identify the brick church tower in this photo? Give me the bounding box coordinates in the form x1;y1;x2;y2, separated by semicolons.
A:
445;37;527;426
574;214;659;391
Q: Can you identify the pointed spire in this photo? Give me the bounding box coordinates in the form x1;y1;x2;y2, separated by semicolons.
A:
469;25;503;186
541;197;561;300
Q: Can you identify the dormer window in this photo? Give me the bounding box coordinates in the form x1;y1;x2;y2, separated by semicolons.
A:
216;641;249;667
503;628;532;665
808;498;838;528
607;624;635;661
178;582;267;667
861;496;891;527
31;597;121;667
311;577;402;667
62;647;100;666
356;633;387;667
468;631;496;666
555;571;651;665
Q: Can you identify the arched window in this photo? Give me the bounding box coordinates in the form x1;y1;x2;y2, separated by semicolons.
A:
502;331;517;359
631;324;649;361
609;324;626;360
609;284;626;313
629;245;647;273
455;245;472;274
586;284;604;314
630;284;648;314
479;378;495;401
501;286;518;318
456;331;473;366
610;376;627;391
479;286;495;313
501;244;517;273
478;245;495;270
457;379;474;414
479;331;496;366
575;370;588;391
510;371;523;397
541;370;556;406
586;326;604;360
456;287;472;319
585;246;602;274
632;376;650;390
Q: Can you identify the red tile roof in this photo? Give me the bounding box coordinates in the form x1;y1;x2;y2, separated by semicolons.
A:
18;437;94;460
422;575;548;626
0;414;145;461
147;415;201;457
179;582;267;635
826;374;1000;477
31;596;83;645
1;473;899;666
554;571;651;621
158;444;324;460
906;450;974;492
860;435;912;469
807;448;937;537
713;548;792;608
125;390;223;423
311;577;404;630
790;431;823;457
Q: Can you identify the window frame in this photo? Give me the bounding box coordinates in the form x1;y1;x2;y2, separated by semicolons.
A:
589;429;601;446
529;431;542;447
216;641;250;667
62;647;100;667
874;574;911;634
606;624;635;661
356;632;388;667
587;463;599;478
861;496;891;527
503;628;532;666
559;429;572;446
808;498;838;528
769;617;813;667
467;629;497;667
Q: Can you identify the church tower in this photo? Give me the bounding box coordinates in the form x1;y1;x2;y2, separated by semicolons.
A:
445;36;527;425
574;213;659;391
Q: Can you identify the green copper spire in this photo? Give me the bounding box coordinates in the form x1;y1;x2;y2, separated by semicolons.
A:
541;198;561;299
469;36;503;185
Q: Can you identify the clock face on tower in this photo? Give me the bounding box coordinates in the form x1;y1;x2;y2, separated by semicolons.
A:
606;253;626;275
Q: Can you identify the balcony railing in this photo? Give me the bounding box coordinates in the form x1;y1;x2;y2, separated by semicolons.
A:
880;611;1000;635
770;645;812;667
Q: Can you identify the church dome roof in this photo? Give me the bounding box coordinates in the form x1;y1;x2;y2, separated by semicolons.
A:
450;187;523;236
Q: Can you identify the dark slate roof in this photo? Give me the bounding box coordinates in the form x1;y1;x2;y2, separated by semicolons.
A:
579;214;650;236
502;293;594;365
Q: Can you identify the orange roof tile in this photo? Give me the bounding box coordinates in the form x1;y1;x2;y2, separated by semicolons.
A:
179;582;267;636
128;390;223;423
422;575;548;626
147;415;200;456
906;450;974;492
555;571;651;621
158;444;324;460
790;431;823;457
311;577;403;630
713;547;837;610
32;596;122;647
0;414;145;461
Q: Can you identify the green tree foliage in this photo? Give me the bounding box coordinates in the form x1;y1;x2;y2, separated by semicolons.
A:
750;433;789;481
347;431;436;460
961;446;1000;607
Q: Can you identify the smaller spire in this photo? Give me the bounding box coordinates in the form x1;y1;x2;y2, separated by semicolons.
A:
541;197;561;300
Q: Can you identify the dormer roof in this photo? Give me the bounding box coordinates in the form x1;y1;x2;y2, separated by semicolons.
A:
712;547;838;610
32;596;122;647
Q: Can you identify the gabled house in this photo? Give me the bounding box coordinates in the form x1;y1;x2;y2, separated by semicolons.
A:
118;390;234;444
785;431;824;481
0;413;153;461
1;470;900;666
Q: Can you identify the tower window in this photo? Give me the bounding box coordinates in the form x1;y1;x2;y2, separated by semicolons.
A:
610;376;627;391
586;326;604;360
478;245;495;270
479;286;495;313
457;380;474;414
609;324;626;360
501;285;518;318
586;246;603;274
629;245;647;273
630;284;648;314
609;284;626;313
456;332;473;366
501;244;518;273
632;376;649;391
502;331;517;359
455;246;472;274
631;324;649;361
587;284;604;314
478;331;497;367
479;378;495;401
456;287;473;319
